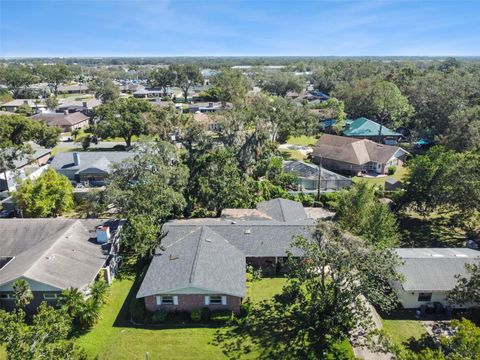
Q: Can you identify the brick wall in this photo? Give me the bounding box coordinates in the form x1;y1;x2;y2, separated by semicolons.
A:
144;294;241;314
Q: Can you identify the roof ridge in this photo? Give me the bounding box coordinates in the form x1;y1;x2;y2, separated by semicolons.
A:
277;199;286;222
188;226;206;284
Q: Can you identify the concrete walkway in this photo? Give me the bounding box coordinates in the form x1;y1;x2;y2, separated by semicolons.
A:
351;302;395;360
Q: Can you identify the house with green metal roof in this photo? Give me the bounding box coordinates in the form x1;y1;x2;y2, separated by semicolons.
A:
343;117;402;144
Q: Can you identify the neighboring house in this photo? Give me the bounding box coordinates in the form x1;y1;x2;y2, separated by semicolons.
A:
118;83;144;93
392;248;480;309
1;99;46;113
312;134;409;176
193;112;221;132
57;84;89;94
31;111;90;132
0;218;123;312
186;102;229;113
283;160;352;193
133;88;165;98
50;151;134;184
0;143;51;192
57;99;102;115
343;117;402;145
137;199;316;314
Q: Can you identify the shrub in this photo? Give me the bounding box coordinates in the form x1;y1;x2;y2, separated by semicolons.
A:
190;309;202;322
167;311;190;323
129;299;145;322
210;309;234;323
387;166;397;175
201;307;211;322
152;310;167;324
143;311;153;324
319;192;340;209
240;300;252;317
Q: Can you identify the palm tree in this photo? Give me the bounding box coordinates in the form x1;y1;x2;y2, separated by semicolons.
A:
89;280;109;304
12;279;33;310
58;287;84;321
78;298;101;328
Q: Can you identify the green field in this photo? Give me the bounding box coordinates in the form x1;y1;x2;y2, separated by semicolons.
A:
279;148;307;161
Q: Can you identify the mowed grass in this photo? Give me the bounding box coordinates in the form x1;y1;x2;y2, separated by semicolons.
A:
75;277;226;360
352;166;409;188
279;148;307;161
248;276;288;303
382;318;427;348
286;135;319;147
74;274;353;359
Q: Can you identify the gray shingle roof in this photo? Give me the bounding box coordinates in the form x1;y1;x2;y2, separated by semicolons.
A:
256;198;308;222
51;151;134;176
0;219;119;290
137;199;315;299
396;248;480;291
137;226;246;298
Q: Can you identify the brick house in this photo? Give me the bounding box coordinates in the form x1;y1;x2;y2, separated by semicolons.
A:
137;199;318;314
31;111;90;132
0;218;123;313
311;134;409;176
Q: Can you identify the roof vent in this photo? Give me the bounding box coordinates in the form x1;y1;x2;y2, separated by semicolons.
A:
431;254;444;257
169;254;179;261
455;254;468;257
45;255;55;260
205;238;212;243
244;229;251;234
231;221;237;224
96;226;110;244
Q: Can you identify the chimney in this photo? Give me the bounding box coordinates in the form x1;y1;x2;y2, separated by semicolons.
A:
82;101;87;108
23;100;28;105
96;226;111;244
73;152;80;166
64;110;69;115
208;102;213;108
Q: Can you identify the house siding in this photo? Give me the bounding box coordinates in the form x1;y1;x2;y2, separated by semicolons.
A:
0;291;61;312
144;294;241;314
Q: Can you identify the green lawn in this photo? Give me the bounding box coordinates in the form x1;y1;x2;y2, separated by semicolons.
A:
352;166;408;188
279;148;307;161
74;274;353;359
286;135;319;147
382;318;427;348
247;276;288;303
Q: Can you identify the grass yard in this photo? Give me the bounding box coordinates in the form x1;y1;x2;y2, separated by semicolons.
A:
286;135;319;147
74;273;353;359
352;166;408;188
279;148;307;161
382;317;427;348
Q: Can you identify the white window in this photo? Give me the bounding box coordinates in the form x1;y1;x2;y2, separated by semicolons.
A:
43;293;59;300
206;295;227;305
156;295;178;305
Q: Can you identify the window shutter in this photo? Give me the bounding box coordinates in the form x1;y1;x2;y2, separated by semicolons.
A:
205;296;210;305
221;296;227;305
173;296;178;305
156;296;162;305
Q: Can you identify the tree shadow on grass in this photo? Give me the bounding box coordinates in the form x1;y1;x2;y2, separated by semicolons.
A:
398;213;466;248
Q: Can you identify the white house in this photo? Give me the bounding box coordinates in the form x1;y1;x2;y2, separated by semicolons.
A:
393;248;479;309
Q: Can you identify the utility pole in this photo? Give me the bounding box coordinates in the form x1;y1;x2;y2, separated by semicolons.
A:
316;154;322;201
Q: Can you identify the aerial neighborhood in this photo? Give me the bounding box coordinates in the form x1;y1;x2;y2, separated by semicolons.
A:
1;3;480;358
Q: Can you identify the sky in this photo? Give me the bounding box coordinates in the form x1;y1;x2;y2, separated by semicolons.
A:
0;0;479;57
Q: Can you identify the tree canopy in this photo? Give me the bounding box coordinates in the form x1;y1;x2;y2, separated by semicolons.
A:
14;168;74;217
